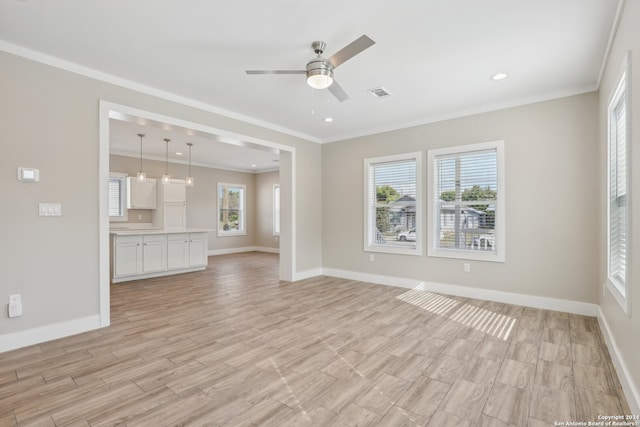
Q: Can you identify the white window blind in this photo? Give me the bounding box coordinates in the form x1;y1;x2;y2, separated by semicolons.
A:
428;141;504;262
364;152;422;255
434;148;497;252
108;174;127;220
608;73;628;297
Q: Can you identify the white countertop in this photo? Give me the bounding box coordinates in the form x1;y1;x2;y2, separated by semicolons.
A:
110;228;210;236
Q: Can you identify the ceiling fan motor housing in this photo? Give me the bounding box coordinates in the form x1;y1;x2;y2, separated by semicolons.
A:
306;57;334;88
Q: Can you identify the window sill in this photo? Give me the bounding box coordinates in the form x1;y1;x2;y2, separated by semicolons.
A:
217;231;247;238
428;247;504;263
364;244;423;256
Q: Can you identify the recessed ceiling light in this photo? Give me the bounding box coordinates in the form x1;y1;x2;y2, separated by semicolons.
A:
324;117;334;123
251;164;257;167
491;73;508;81
175;152;183;156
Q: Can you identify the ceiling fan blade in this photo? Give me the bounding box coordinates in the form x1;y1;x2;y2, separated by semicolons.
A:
327;35;375;68
246;70;306;75
328;80;349;102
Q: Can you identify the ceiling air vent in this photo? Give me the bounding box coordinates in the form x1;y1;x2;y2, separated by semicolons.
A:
368;87;392;99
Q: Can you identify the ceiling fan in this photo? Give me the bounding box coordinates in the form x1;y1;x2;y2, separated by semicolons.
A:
246;35;375;102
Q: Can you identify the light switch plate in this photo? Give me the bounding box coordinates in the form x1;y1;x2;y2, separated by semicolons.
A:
39;203;62;216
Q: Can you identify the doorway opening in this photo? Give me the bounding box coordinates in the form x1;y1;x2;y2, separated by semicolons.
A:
99;101;296;327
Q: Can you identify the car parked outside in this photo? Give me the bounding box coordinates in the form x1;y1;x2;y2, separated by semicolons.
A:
397;229;416;242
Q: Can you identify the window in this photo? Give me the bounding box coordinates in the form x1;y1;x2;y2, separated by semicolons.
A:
364;152;422;255
428;141;505;262
607;58;630;314
108;173;127;222
273;184;280;236
218;183;246;236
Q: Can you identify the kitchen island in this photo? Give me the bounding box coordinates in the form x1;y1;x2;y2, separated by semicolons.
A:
110;229;209;283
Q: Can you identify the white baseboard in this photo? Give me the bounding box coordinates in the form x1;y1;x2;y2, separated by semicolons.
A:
597;308;640;416
208;246;258;256
0;315;102;353
322;268;425;289
112;266;206;283
293;268;324;281
321;268;599;316
208;246;279;256
254;246;280;254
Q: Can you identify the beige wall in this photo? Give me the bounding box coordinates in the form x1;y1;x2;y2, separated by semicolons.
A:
598;0;640;412
0;51;322;338
110;154;270;251
322;93;599;304
255;171;280;250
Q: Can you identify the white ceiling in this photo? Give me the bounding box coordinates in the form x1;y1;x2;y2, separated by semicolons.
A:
0;0;620;145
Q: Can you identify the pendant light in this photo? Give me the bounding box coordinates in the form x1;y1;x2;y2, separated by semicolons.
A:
185;142;195;187
161;138;171;184
136;133;147;183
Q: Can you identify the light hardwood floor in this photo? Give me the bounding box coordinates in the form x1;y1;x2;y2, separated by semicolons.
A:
0;252;631;426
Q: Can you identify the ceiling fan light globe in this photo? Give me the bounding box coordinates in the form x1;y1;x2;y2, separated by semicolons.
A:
307;73;333;89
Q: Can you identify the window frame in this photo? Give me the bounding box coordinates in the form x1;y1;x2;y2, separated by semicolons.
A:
108;172;128;222
427;140;505;262
273;184;280;236
217;182;247;237
363;152;423;256
606;53;632;315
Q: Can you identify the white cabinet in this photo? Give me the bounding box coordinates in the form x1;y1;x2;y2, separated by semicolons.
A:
163;204;187;229
113;234;167;277
142;235;167;273
112;231;208;283
189;233;208;266
167;233;208;270
114;235;142;276
153;179;187;229
161;180;186;204
167;234;189;270
127;178;157;209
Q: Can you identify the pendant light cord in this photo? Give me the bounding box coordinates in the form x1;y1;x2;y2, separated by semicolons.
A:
164;138;170;176
138;133;144;171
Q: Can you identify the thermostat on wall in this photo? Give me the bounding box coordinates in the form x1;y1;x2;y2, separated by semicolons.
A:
17;167;39;182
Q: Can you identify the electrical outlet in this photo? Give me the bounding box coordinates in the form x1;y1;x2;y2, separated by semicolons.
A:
369;254;375;262
463;263;471;273
8;294;22;318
